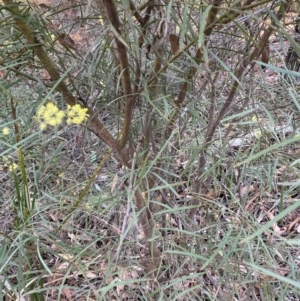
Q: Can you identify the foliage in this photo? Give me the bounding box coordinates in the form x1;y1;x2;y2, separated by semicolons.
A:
1;0;300;300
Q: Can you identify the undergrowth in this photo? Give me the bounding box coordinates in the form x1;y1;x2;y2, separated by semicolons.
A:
1;0;300;300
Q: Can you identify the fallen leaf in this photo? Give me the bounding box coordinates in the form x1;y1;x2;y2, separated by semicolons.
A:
86;272;98;279
63;288;72;300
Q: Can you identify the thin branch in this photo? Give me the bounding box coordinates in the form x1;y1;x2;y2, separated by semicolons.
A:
102;0;133;149
135;1;153;94
129;0;145;26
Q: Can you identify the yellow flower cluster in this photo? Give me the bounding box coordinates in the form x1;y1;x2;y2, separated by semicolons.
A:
9;163;18;171
36;102;89;130
1;156;18;172
67;104;89;125
37;102;65;130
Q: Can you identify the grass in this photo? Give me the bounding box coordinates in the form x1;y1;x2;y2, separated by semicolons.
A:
0;96;299;296
1;0;300;300
2;101;300;300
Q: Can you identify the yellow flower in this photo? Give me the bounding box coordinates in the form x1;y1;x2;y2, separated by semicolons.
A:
37;105;46;117
67;108;76;118
9;163;18;171
67;104;89;125
45;110;65;126
40;122;47;131
251;115;258;122
36;102;65;128
2;127;10;135
1;156;18;172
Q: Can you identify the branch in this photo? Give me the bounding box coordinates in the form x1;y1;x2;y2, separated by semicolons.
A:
135;1;154;93
129;0;145;26
102;0;133;149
